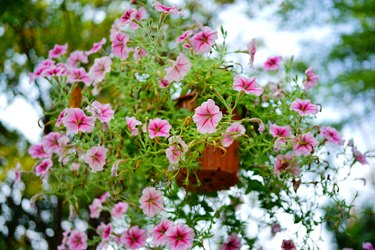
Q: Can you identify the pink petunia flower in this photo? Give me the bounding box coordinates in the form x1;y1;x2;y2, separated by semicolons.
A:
120;226;147;249
290;98;319;116
303;67;319;89
84;145;108;172
133;47;148;62
152;219;173;246
274;154;299;175
165;53;191;82
293;133;318;156
176;30;193;44
153;1;181;15
102;224;112;241
56;108;67;127
99;192;110;203
28;144;52;159
247;38;256;68
86;38;106;55
232;75;263;96
88;56;112;85
263;56;282;71
89;198;102;218
269;124;291;138
67;67;90;86
221;233;242;250
192;99;223;134
120;8;137;25
111;202;128;218
352;147;368;165
222;122;246;147
112;32;130;60
67;50;88;67
49;44;68;59
86;101;115;123
62;108;95;134
67;230;87;250
166;136;188;165
126;116;142;136
45;63;68;77
320;126;344;145
159;78;171;88
165;223;194;250
129;7;148;30
42;132;63;154
363;242;375;250
29;59;54;82
191;26;218;54
35;159;53;177
139;186;164;217
281;239;296;250
148;118;172;139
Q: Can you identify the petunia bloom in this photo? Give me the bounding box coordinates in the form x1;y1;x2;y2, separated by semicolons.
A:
274;154;299;175
233;75;263;96
62;108;95;134
86;38;106;55
153;1;181;15
166;136;188;165
192;99;223;134
28;144;52;159
89;198;102;219
303;67;319;89
67;67;90;86
86;101;115;123
176;30;193;44
120;8;137;25
165;223;194;250
221;233;242;250
129;7;148;30
352;147;368;165
222;122;246;147
152;219;173;246
263;56;282;71
88;56;112;85
84;145;108;172
290;98;319;116
191;26;218;54
139;186;164;217
363;242;375;250
165;53;191;82
67;50;88;67
247;38;256;68
42;132;63;154
269;124;291;138
49;44;68;58
148;118;172;139
111;202;128;218
112;32;130;60
293;133;318;156
281;239;296;250
126;116;142;136
120;226;147;249
320;126;344;145
67;230;87;250
159;78;171;88
35;159;53;177
133;47;148;62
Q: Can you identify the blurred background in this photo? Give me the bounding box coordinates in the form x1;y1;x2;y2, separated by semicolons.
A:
0;0;374;249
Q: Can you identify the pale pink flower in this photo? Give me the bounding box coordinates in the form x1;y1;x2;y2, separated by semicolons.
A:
263;56;282;71
88;56;112;84
49;44;68;58
165;53;191;82
352;147;368;165
293;133;318;156
221;233;241;250
222;122;246;147
57;135;70;164
290;98;319;116
271;223;281;235
102;224;112;241
62;108;95;134
46;63;68;77
133;47;148;62
86;38;106;55
84;145;108;172
120;226;147;249
13;163;21;183
58;229;71;250
29;59;54;82
152;219;173;246
165;223;194;250
87;101;115;123
153;1;181;15
166;136;188;165
67;50;88;67
139;186;164;217
35;159;53;177
56;108;67;127
148;118;172;139
303;67;319;89
320;126;344;145
363;242;375;250
99;192;110;203
233;75;263;96
269;124;291;138
247;38;256;68
28;144;51;159
111;202;128;218
281;239;296;250
176;30;193;44
274;154;299;175
42;132;63;154
192;26;217;54
126;116;142;136
192;99;223;134
183;43;191;49
120;8;137;25
110;19;122;41
70;163;80;171
89;198;102;218
130;8;148;30
159;78;171;88
112;32;130;60
67;230;87;250
67;67;90;86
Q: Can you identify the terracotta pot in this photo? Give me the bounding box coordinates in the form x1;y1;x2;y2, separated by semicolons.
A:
69;85;82;108
175;94;240;192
